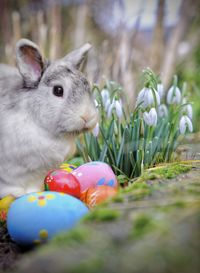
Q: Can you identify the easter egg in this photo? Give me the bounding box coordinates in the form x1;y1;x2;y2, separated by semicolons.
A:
0;195;15;223
60;163;77;173
44;169;81;198
72;161;118;194
7;192;89;246
82;185;118;208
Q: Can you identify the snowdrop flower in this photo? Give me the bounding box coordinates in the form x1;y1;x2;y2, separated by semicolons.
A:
107;100;115;118
136;87;160;108
185;104;193;120
179;115;193;134
183;104;193;120
105;97;111;112
167;86;181;104
101;89;110;107
107;100;123;119
92;122;99;137
115;100;123;118
94;99;99;108
143;108;158;127
182;98;193;120
158;104;168;118
157;83;164;100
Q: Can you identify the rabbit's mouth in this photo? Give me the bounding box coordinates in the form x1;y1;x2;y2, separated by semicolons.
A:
68;127;95;136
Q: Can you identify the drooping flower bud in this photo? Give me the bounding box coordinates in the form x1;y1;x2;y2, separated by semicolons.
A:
158;104;168;118
136;87;160;108
179;115;193;134
92;122;99;137
143;108;158;127
167;86;181;104
101;89;110;106
115;100;123;119
94;99;99;108
107;100;115;118
157;83;164;100
105;98;111;112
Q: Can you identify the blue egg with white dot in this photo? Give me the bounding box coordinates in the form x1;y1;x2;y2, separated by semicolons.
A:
7;191;89;246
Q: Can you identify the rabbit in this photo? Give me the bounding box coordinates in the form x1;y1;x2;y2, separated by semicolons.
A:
0;39;98;198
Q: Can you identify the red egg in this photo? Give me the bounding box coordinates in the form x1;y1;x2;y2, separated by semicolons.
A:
44;169;81;198
81;185;118;209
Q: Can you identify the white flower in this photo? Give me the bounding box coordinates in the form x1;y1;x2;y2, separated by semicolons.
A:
105;98;111;112
92;122;99;137
94;99;99;108
179;115;193;134
136;87;160;108
157;83;164;99
158;104;168;118
182;98;193;120
183;104;193;120
186;104;193;120
115;100;123;118
107;100;123;119
143;108;158;127
107;100;115;118
167;86;181;104
101;89;110;107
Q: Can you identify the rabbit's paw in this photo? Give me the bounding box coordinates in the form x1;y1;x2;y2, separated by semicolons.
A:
0;186;27;198
25;185;44;195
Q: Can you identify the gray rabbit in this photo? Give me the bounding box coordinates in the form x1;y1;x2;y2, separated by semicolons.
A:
0;39;98;198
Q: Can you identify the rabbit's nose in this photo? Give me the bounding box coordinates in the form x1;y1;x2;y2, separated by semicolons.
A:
81;112;98;130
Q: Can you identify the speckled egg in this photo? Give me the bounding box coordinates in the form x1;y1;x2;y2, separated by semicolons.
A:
59;163;77;173
81;185;118;208
7;192;89;246
72;161;118;194
44;169;81;198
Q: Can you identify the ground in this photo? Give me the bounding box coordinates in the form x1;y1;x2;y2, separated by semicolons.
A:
0;144;200;273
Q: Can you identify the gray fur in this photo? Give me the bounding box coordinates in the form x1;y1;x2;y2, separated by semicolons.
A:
0;39;98;197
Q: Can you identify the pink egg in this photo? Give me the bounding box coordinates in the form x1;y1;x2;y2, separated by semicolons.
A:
72;161;118;193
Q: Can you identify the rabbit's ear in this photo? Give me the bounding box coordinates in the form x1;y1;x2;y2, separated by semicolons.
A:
63;43;92;69
16;39;44;87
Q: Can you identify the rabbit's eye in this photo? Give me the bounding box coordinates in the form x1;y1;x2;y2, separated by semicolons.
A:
53;85;64;97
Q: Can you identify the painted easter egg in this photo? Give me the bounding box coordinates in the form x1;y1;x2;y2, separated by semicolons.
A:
82;185;118;208
72;161;118;194
0;195;15;223
44;169;81;198
7;192;89;246
60;163;77;173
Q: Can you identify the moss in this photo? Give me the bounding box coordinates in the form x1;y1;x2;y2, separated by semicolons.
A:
117;174;129;185
71;258;103;273
132;214;155;239
52;226;90;246
173;200;187;208
189;181;200;187
123;181;150;193
128;163;192;187
112;194;124;203
129;188;152;201
148;163;192;179
123;182;153;200
187;187;200;195
84;208;120;222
